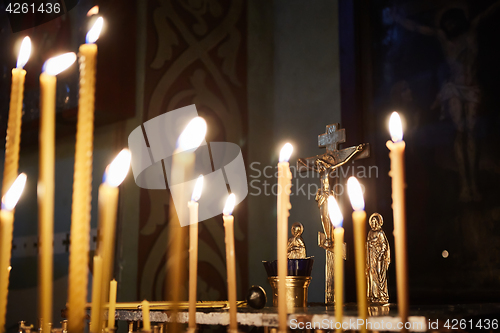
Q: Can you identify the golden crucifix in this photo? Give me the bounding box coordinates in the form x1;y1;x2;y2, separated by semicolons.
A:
297;123;369;304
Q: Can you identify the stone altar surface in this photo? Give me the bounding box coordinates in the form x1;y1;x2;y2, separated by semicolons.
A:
109;303;500;332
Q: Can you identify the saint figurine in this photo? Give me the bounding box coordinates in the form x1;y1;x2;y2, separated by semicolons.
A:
366;213;390;304
287;222;306;259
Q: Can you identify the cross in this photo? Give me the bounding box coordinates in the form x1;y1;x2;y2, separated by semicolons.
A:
318;123;345;155
297;122;370;305
63;233;71;252
298;123;370;173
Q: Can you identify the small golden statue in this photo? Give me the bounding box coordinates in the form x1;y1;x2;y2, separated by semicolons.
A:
366;213;390;304
287;222;306;259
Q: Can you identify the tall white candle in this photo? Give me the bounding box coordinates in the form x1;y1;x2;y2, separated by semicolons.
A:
39;53;76;333
168;117;207;333
222;194;237;333
96;149;131;328
68;18;104;333
2;37;30;197
277;143;293;333
0;174;27;333
188;175;203;331
387;112;409;323
347;177;367;333
328;196;344;333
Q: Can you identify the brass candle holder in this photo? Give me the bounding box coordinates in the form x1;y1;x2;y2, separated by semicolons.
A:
263;223;314;308
268;276;312;308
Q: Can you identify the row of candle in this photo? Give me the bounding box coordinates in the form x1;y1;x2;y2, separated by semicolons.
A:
100;100;407;333
0;16;137;333
177;126;296;333
2;22;408;333
275;112;408;330
171;118;239;333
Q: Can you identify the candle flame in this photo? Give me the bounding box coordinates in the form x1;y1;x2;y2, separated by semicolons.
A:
389;112;403;142
43;52;77;76
86;17;104;44
191;175;204;202
177;117;207;151
347;177;365;211
16;36;31;69
87;6;99;16
223;193;236;216
279;143;293;163
1;173;27;211
105;149;132;187
327;195;343;228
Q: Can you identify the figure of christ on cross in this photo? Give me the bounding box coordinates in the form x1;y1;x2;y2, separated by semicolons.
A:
297;123;369;304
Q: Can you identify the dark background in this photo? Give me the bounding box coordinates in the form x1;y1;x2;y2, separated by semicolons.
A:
341;0;500;304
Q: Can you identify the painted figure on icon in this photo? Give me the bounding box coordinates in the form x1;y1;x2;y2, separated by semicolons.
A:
392;2;500;201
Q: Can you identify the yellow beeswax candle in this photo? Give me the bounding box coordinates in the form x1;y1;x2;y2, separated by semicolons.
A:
334;228;344;331
0;210;13;333
90;256;103;333
142;300;151;331
97;149;131;318
347;177;367;333
168;117;206;333
68;17;103;333
0;174;27;333
39;52;76;333
328;196;344;333
222;194;237;333
277;143;293;333
387;112;409;324
108;280;117;329
97;182;119;306
188;175;203;331
2;37;30;198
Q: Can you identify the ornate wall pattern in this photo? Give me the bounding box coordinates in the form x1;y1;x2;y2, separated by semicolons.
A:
137;0;248;301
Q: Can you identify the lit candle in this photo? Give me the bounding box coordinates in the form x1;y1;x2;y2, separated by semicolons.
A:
39;52;76;333
97;149;131;322
328;196;344;333
68;17;104;333
188;175;203;331
108;279;117;329
387;112;409;323
347;177;367;332
277;143;293;333
168;117;206;333
89;255;103;333
222;194;237;333
0;174;27;332
2;37;30;197
142;300;151;331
